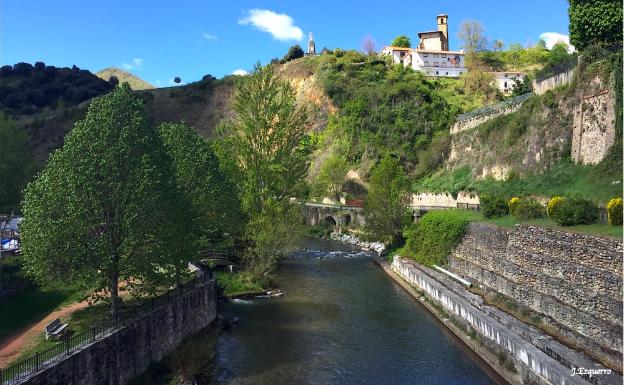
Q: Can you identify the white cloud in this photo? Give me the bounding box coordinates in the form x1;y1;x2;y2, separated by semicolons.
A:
122;57;144;70
203;32;217;42
231;69;249;76
238;9;303;41
539;32;575;52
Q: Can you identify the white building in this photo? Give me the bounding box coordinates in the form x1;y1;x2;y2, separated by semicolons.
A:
405;49;466;77
380;14;466;78
490;72;525;94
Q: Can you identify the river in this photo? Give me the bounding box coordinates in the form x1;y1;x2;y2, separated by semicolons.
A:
215;238;505;385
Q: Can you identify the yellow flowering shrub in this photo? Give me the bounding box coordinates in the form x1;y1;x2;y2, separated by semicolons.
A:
547;196;564;218
508;197;521;215
606;198;623;225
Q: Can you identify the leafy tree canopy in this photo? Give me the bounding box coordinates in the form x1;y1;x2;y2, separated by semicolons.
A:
282;45;305;63
364;154;411;245
390;35;411;48
159;122;242;249
20;84;194;318
569;0;622;51
216;64;312;277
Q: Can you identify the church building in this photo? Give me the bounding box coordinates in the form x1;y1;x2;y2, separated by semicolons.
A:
380;14;467;78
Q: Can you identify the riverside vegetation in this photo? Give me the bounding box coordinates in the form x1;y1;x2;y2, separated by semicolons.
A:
0;3;622;383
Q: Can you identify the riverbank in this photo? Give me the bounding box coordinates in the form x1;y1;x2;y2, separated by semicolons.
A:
379;256;621;385
374;257;518;385
329;232;385;254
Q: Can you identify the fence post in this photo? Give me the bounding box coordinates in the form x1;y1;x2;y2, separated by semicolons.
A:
65;339;70;355
35;351;40;371
91;327;95;342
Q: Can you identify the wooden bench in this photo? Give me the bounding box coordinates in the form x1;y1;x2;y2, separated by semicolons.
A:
45;318;68;340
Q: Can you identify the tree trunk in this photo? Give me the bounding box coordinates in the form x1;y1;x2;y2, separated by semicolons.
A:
109;267;119;322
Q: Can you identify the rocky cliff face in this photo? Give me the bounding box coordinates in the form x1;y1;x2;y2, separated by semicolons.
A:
446;63;618;180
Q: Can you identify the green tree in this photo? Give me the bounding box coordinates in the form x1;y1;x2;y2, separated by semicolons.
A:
569;0;622;51
0;113;35;212
282;45;305;62
312;154;349;199
364;155;411;246
217;64;312;277
159;122;242;250
390;35;411;48
20;85;194;319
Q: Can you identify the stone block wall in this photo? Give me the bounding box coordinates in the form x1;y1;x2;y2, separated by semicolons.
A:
571;75;616;165
448;223;623;369
391;257;595;385
533;69;576;95
19;280;217;385
450;93;533;135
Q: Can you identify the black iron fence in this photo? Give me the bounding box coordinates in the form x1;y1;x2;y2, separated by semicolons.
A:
0;274;211;385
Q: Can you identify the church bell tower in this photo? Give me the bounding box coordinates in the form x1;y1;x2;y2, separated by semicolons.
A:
437;14;449;51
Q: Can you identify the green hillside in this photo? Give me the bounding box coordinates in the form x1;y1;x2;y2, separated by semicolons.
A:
96;67;154;90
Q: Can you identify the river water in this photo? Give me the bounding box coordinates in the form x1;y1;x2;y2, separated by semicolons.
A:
215;238;504;385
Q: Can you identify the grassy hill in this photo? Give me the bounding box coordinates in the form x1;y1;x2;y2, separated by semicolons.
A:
96;67;154;90
7;48;622;208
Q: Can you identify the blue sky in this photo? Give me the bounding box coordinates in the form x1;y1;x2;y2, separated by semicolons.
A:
1;0;571;86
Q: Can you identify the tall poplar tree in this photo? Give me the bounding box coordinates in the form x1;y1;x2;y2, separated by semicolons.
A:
216;64;312;277
21;84;194;319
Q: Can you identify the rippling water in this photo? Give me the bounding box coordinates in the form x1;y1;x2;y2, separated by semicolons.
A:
215;238;504;385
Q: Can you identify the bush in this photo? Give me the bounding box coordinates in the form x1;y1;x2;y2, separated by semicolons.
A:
481;194;509;218
606;198;623;225
512;198;545;220
508;197;521;215
550;197;598;226
547;196;563;217
403;210;473;266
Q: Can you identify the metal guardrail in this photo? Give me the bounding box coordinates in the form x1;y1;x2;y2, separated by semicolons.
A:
0;274;211;385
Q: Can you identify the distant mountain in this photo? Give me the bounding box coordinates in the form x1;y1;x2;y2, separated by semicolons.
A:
96;67;154;90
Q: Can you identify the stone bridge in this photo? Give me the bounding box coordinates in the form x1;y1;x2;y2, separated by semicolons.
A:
303;203;366;227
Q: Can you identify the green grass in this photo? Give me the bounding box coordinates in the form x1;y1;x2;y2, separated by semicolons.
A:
480;215;622;239
214;271;265;297
0;286;83;343
414;159;622;204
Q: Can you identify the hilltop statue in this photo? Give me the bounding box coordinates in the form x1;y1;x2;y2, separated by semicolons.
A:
307;31;316;56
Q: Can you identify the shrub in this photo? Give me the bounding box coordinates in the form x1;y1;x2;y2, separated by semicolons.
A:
606;198;623;225
547;196;563;217
512;198;545;220
480;194;508;218
403;210;473;266
508;197;521;215
550;197;598;226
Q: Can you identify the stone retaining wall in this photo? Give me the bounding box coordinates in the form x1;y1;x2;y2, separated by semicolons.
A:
533;69;576;95
391;257;600;385
18;280;217;385
448;223;623;369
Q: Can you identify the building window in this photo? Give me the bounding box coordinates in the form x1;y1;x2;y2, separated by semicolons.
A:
433;62;439;66
433;53;439;58
436;71;439;75
441;54;447;58
504;81;508;88
423;53;428;57
424;61;429;66
446;72;449;75
441;62;446;67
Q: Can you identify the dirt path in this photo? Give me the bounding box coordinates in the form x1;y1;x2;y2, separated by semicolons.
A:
0;300;90;368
